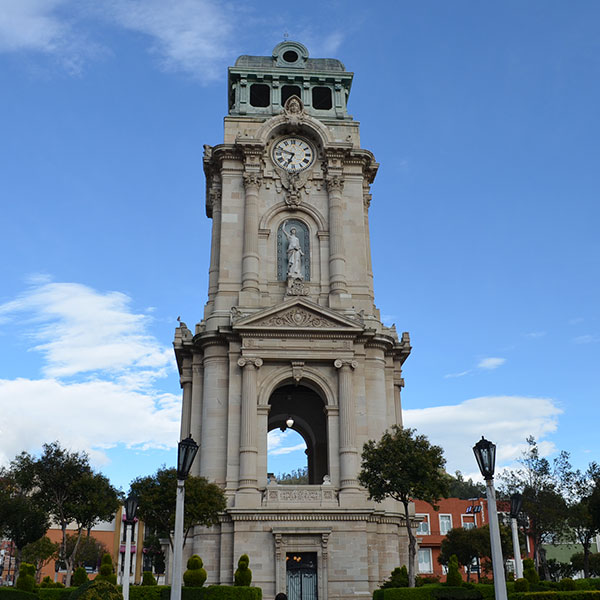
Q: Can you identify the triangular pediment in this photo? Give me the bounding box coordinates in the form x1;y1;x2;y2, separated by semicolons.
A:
232;298;364;333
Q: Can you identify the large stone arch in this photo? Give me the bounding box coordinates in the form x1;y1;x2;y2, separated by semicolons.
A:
255;113;333;148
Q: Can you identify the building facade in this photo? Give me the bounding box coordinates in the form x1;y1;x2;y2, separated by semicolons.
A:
173;41;412;600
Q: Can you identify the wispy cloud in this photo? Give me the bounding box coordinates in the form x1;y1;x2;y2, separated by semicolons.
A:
268;429;306;456
573;334;598;344
525;331;546;339
404;395;562;479
444;370;471;379
477;357;506;370
0;280;180;467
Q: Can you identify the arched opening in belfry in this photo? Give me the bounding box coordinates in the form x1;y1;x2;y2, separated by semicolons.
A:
267;383;328;485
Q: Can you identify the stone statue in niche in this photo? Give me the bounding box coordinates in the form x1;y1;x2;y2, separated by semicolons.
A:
278;219;310;295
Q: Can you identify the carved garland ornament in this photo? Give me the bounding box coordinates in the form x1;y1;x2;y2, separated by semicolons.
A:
257;308;337;328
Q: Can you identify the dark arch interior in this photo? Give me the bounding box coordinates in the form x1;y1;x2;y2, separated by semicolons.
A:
268;384;328;485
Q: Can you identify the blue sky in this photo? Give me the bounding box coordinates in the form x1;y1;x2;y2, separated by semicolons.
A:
1;0;598;492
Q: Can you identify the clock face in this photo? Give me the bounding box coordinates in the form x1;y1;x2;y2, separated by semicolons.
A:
272;137;315;172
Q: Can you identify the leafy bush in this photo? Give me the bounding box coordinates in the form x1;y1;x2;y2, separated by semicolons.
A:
184;555;207;588
73;567;89;587
0;589;38;600
96;554;117;585
77;580;122;600
142;572;158;586
38;589;75;600
382;567;409;589
234;555;252;587
129;586;167;600
523;559;540;586
510;592;600;600
373;588;436;600
16;563;36;593
515;579;530;593
40;576;65;589
159;587;262;600
431;588;481;600
560;580;577;591
445;556;463;587
417;576;441;587
471;585;494;599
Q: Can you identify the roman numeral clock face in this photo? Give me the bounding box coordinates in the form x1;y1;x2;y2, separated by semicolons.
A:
272;137;315;172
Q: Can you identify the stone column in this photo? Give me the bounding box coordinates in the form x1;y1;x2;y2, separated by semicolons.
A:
326;175;348;296
393;370;404;427
241;173;261;296
237;357;263;491
179;356;193;440
206;188;222;312
189;353;204;477
334;358;359;490
363;185;374;295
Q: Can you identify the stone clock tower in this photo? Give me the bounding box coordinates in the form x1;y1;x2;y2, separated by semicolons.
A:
173;41;412;600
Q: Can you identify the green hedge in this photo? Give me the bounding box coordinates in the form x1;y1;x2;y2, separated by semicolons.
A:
142;586;261;600
37;589;75;600
0;590;38;600
129;587;166;600
373;588;436;600
510;592;600;600
472;585;495;599
431;588;482;600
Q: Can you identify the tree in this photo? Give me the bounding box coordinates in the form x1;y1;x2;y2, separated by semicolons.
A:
131;467;226;548
6;442;120;587
21;536;59;582
500;437;570;579
570;552;600;577
276;467;308;485
446;471;485;500
565;463;600;578
0;473;49;574
359;426;449;587
65;533;108;571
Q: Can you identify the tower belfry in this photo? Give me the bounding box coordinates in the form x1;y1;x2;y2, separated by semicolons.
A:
174;41;411;600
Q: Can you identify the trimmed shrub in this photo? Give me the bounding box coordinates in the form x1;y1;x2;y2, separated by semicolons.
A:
510;593;600;600
16;563;36;593
523;559;540;586
77;580;122;600
561;580;577;592
471;585;494;600
373;588;435;600
38;589;75;600
432;588;481;600
234;555;252;587
142;572;158;586
129;586;167;600
417;576;441;587
515;579;530;593
445;556;463;588
382;567;409;589
73;567;89;587
96;554;117;585
184;555;207;588
0;590;38;600
159;587;261;600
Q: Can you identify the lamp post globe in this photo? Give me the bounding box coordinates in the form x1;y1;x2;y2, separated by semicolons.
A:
177;435;199;480
473;436;496;481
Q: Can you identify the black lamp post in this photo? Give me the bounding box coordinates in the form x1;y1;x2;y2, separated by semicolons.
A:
122;493;139;600
473;437;507;600
171;436;199;600
510;493;524;579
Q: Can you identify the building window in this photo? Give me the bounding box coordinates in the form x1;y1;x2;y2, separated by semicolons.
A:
418;548;433;573
312;86;332;110
282;85;302;105
250;84;270;107
416;514;430;535
463;521;475;530
439;514;452;535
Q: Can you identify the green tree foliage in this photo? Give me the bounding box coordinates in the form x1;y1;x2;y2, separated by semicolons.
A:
21;536;59;583
275;467;308;485
234;554;252;586
141;572;157;586
381;566;409;589
445;555;463;587
523;558;540;585
16;563;36;592
6;442;120;587
72;567;89;586
96;553;117;585
131;467;226;547
0;473;50;574
514;578;529;592
359;426;449;588
66;534;108;571
142;534;165;575
183;555;207;587
500;437;570;578
78;580;123;600
446;472;486;500
570;552;600;577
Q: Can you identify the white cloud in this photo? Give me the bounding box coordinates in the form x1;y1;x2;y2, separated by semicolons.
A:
573;334;597;344
0;280;180;466
404;395;562;479
268;429;306;456
102;0;235;81
444;370;471;379
525;331;546;339
477;357;506;370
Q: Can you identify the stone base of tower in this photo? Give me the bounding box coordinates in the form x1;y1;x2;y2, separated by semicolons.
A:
186;498;410;600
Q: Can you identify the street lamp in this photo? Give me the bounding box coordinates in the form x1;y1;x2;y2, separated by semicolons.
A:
171;436;199;600
122;494;139;600
473;437;507;600
510;493;524;579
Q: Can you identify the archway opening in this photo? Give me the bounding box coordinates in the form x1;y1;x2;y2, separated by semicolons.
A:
268;383;328;485
267;428;307;483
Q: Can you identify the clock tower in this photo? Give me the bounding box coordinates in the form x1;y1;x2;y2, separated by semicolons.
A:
174;41;412;600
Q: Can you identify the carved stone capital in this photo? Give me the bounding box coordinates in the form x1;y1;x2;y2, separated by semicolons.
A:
238;357;263;369
334;359;357;370
208;189;222;210
243;172;262;190
326;175;344;193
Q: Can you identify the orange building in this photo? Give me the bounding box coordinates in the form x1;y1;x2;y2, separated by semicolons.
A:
412;497;532;581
